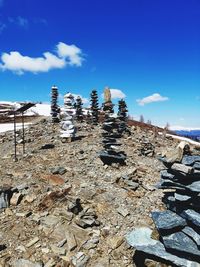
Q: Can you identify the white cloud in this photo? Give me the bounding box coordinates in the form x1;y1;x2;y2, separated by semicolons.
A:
110;89;126;99
137;93;169;106
0;42;84;74
57;42;83;66
101;88;126;100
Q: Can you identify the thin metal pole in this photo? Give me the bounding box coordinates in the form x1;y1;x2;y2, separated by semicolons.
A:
22;112;25;154
14;111;17;162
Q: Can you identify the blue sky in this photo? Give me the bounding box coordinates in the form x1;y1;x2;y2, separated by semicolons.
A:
0;0;200;128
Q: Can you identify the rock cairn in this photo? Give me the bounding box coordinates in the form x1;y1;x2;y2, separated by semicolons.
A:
90;90;99;125
99;88;126;165
75;96;83;122
138;137;155;157
102;87;114;113
51;86;60;123
117;99;130;136
132;144;200;266
60;93;76;140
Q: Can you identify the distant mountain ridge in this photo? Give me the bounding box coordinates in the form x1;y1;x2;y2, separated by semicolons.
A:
175;129;200;142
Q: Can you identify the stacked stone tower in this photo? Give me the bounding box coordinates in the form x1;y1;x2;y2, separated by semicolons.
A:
118;99;128;135
75;96;83;121
99;87;126;165
60;93;76;140
51;86;60;122
90;90;99;125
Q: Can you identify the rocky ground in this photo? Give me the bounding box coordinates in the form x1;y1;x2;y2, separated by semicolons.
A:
0;118;184;267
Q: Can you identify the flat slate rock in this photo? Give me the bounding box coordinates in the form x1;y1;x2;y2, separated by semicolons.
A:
160;170;175;180
182;226;200;248
182;155;200;166
162;231;200;259
171;163;193;176
194;162;200;170
157;179;200;193
135;242;200;267
175;193;191;202
152;210;186;234
126;227;157;247
181;209;200;228
156;179;185;190
99;151;126;165
127;227;200;266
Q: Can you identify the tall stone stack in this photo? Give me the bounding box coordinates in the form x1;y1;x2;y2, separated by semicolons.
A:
75;96;83;122
90;90;99;125
102;87;114;113
99;88;126;165
60;93;76;141
133;145;200;265
51;86;60;122
117;99;129;135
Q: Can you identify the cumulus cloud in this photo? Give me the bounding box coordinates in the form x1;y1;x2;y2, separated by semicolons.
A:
57;42;83;66
137;93;169;106
101;89;126;100
0;42;84;74
110;89;126;99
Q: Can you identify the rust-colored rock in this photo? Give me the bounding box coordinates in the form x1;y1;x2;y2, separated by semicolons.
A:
41;174;65;185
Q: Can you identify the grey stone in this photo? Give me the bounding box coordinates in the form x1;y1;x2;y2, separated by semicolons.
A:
182;155;200;166
135;242;200;267
160;170;175;180
181;209;200;228
50;166;66;175
126;227;157;247
40;144;54;149
124;180;139;190
163;231;200;258
182;226;200;248
152;210;187;234
117;207;130;217
194;162;200;170
175;193;191;202
127;227;199;266
71;251;90;267
13;259;43;267
0;186;11;209
157;179;200;193
171;163;193;175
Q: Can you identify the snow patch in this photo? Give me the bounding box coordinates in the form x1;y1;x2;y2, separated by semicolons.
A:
0;122;31;133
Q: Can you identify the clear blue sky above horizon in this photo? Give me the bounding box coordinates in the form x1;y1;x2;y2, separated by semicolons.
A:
0;0;199;127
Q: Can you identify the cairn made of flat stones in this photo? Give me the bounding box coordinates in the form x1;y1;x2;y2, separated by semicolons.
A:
51;85;60;123
99;88;126;165
90;90;99;125
127;144;200;266
117;99;129;135
60;93;76;141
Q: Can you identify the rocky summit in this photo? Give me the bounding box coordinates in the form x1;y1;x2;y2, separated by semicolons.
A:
0;118;200;267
